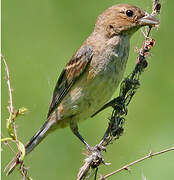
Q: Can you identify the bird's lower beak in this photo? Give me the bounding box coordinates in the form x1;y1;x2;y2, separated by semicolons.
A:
138;13;159;27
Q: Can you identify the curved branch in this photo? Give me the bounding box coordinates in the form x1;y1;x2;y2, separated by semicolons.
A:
99;146;174;180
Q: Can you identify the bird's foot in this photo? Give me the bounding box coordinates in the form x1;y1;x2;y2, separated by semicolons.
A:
87;144;106;153
85;145;105;168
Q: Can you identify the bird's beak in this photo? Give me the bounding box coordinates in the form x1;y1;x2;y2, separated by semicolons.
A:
138;13;159;27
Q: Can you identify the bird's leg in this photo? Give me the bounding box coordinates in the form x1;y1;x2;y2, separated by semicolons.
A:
100;126;110;143
97;127;110;150
70;121;105;152
98;115;117;147
70;121;91;150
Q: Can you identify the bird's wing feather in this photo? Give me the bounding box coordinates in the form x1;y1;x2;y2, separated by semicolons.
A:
47;45;93;118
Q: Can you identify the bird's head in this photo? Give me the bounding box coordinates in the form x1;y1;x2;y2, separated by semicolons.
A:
94;4;159;38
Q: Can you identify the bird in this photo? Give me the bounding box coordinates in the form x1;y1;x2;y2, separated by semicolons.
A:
5;4;159;175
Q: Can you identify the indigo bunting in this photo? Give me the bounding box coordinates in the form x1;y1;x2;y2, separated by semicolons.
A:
6;4;159;175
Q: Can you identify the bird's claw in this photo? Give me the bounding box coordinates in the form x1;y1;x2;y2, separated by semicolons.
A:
86;145;99;153
87;144;106;153
96;144;106;152
85;145;105;169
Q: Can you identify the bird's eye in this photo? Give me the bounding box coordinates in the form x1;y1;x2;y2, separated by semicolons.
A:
126;10;134;17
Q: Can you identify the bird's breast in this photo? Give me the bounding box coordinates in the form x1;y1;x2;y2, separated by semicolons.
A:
57;35;130;126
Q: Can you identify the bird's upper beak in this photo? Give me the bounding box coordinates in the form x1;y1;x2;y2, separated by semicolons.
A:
138;13;159;27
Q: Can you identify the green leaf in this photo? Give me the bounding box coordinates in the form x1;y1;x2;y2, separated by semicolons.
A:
1;137;13;142
18;107;28;115
27;177;33;180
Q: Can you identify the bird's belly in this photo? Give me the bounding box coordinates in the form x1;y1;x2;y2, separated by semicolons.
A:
59;59;126;125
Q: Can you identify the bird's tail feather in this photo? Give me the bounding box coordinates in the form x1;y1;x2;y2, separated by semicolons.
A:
25;120;55;154
5;120;55;176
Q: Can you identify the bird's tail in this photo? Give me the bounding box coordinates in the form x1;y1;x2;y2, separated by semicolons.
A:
5;120;55;176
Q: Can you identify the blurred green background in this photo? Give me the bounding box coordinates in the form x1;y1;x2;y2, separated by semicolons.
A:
2;0;174;179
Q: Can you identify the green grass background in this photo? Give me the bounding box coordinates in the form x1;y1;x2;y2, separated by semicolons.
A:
2;0;174;179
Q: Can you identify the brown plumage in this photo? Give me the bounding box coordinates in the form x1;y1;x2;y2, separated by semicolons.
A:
5;4;159;176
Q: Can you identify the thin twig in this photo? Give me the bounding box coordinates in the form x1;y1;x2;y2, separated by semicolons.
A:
2;55;14;114
99;146;174;180
2;55;30;179
2;54;18;141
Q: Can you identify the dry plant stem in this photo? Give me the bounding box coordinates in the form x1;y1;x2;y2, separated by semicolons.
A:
2;55;14;114
77;162;91;180
99;146;174;180
2;55;18;141
2;55;30;179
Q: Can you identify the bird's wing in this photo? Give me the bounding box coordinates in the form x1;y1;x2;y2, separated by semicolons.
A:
47;45;93;118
